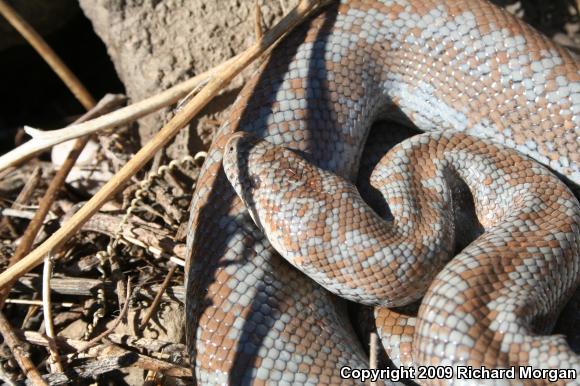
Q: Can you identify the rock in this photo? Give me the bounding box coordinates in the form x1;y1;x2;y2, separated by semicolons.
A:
79;0;297;159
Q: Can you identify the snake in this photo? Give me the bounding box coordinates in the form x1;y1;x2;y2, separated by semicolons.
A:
185;0;580;384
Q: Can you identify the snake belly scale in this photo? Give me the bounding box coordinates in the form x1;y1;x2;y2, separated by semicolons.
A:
185;0;580;384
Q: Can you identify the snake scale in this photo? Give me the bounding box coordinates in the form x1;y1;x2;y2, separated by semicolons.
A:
185;0;580;384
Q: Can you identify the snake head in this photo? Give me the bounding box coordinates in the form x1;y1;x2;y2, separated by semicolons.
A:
223;132;313;231
223;131;346;258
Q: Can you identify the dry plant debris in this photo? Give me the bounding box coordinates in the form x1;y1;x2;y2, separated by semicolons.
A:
0;0;330;384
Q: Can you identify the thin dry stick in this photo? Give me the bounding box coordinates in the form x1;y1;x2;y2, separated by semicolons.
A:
169;256;185;267
369;332;378;386
20;293;40;330
42;255;63;373
0;55;238;172
0;312;47;386
5;299;74;308
0;0;332;289
0;0;94;109
0;95;124;308
12;167;41;207
76;278;132;354
139;263;178;331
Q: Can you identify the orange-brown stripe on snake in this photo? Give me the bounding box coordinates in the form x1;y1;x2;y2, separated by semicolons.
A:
185;0;580;384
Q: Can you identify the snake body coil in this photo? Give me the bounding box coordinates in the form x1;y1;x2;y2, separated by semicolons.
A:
185;0;580;384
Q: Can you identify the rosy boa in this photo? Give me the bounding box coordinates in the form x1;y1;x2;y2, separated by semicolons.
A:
185;0;580;384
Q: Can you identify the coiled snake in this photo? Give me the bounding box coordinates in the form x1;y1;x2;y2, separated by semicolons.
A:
185;0;580;384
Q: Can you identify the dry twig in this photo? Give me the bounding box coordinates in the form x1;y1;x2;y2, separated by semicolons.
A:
20;293;40;331
139;263;178;331
4;299;74;308
369;332;378;386
11;167;42;207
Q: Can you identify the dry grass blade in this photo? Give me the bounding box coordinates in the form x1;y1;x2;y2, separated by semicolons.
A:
0;0;332;289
